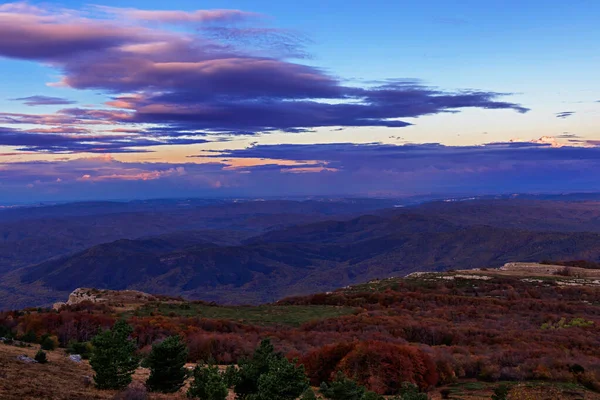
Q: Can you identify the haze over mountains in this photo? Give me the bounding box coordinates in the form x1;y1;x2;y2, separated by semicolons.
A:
2;196;600;309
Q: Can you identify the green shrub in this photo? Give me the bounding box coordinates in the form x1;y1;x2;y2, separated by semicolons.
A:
40;335;58;350
253;355;309;400
319;372;365;400
187;361;228;400
34;349;48;364
491;383;509;400
20;331;37;343
146;335;189;393
300;388;317;400
67;340;93;359
234;338;309;400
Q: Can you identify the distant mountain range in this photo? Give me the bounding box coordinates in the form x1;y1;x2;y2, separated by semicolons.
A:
3;197;600;309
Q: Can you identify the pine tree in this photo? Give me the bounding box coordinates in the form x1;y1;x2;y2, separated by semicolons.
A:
235;339;276;399
187;361;228;400
146;335;189;393
253;355;309;400
234;338;309;400
90;320;139;390
300;388;317;400
319;371;365;400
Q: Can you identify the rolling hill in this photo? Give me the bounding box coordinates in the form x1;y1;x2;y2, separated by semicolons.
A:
8;203;600;309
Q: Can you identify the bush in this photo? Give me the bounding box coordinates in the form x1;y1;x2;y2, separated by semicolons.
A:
146;335;189;393
319;372;365;400
187;361;228;400
90;320;139;390
491;383;509;400
67;341;93;359
300;388;317;400
20;331;37;343
223;364;239;387
40;335;58;351
234;338;308;400
393;382;427;400
34;349;47;364
253;355;309;400
336;341;438;393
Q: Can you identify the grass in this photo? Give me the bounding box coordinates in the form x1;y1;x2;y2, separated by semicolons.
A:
130;302;357;327
437;380;600;400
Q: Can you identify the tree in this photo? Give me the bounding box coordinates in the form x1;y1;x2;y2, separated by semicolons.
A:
187;361;228;400
21;331;37;343
234;338;309;400
392;382;428;400
319;372;366;400
253;355;309;400
146;335;189;393
491;383;509;400
34;349;47;364
90;320;139;390
235;339;276;399
40;334;58;350
223;364;239;388
363;392;384;400
300;388;317;400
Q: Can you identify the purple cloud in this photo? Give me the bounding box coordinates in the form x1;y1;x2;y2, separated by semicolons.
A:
11;95;75;106
2;141;600;202
0;126;209;154
0;3;528;144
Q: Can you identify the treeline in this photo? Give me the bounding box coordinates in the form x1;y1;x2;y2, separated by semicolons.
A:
1;275;600;394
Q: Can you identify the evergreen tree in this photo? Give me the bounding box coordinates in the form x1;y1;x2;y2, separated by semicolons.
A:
300;388;317;400
392;382;428;400
363;391;384;400
223;364;239;388
253;355;309;400
319;372;365;400
90;320;139;390
146;335;189;393
234;338;309;400
187;361;228;400
235;339;276;399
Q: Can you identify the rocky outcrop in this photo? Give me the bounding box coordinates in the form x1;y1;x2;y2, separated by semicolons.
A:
53;287;157;310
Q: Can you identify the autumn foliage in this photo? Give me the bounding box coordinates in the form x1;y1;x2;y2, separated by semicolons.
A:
1;274;600;394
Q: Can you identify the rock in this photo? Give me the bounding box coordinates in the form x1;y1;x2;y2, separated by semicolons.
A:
17;354;37;363
69;354;82;363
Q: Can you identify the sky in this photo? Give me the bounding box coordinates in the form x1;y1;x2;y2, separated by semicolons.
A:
0;0;599;203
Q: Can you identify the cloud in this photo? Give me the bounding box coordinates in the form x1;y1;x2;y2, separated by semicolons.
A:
11;95;75;106
555;111;575;119
0;126;209;153
98;6;262;24
2;140;600;201
0;2;528;147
